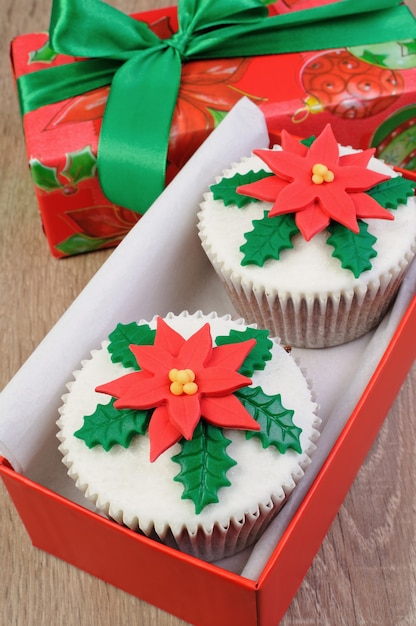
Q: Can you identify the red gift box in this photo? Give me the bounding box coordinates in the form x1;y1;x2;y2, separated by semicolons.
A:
11;3;416;257
1;295;415;625
1;97;416;623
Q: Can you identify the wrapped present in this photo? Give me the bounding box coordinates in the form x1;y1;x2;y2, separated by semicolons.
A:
11;0;416;256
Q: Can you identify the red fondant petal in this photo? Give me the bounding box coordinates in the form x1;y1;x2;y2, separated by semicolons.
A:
177;323;213;369
129;343;176;376
339;148;375;168
198;367;252;395
113;373;170;409
318;187;360;232
294;202;331;240
169;393;201;440
352;193;395;221
153;317;185;355
236;176;287;203
200;394;260;431
308;124;340;166
253;149;307;181
280;129;308;156
333;166;390;192
208;339;256;371
148;406;182;462
270;179;319;213
96;372;143;399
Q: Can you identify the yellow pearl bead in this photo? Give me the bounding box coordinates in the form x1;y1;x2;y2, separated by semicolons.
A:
168;368;179;382
312;173;324;184
311;163;334;184
176;370;191;384
184;369;195;382
170;381;184;396
312;163;328;176
183;381;198;395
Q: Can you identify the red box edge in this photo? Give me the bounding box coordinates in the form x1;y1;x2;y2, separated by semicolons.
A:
1;294;415;625
255;292;416;624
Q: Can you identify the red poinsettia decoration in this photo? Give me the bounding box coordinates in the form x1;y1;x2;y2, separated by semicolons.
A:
96;317;260;461
237;124;394;241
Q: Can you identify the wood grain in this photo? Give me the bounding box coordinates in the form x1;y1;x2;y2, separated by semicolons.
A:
0;1;415;624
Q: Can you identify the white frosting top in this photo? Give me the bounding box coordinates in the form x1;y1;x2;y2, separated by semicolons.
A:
198;148;416;298
57;312;319;538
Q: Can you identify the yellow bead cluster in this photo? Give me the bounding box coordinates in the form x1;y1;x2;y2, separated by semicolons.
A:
311;163;335;184
168;368;198;396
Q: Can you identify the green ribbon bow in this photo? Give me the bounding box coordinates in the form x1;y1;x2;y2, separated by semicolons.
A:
17;0;416;214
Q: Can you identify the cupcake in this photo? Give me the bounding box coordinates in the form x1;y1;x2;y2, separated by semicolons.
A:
197;125;416;348
57;311;319;562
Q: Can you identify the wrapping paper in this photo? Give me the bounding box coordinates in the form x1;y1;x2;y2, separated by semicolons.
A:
11;1;416;256
0;98;415;580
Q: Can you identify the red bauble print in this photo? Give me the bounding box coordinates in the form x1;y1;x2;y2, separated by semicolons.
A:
297;49;404;122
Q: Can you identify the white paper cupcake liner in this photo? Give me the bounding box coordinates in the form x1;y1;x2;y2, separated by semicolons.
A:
209;258;414;348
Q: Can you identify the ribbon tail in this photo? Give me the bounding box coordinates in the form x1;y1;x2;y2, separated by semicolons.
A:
98;46;182;213
17;58;121;117
187;4;416;58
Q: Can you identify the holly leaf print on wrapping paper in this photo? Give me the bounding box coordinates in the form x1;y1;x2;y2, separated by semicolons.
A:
367;176;416;209
30;147;97;194
29;159;61;192
172;422;237;514
108;322;156;369
55;233;113;256
29;39;58;64
236;386;302;454
327;221;377;278
74;398;151;450
240;211;300;266
215;327;273;376
211;170;273;207
62;146;97;186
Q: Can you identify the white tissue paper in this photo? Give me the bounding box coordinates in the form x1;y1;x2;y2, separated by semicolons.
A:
0;97;415;581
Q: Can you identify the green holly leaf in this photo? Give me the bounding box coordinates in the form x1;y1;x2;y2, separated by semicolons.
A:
211;170;273;207
29;158;62;192
240;211;299;266
215;327;272;376
29;40;58;64
236;386;302;454
74;398;151;450
62;146;97;185
367;177;416;209
172;422;237;514
327;221;377;278
108;322;156;369
301;135;316;147
54;233;112;256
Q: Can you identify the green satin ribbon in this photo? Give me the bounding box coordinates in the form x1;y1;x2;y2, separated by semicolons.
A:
17;0;416;213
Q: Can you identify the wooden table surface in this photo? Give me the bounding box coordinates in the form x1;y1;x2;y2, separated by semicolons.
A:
1;1;415;624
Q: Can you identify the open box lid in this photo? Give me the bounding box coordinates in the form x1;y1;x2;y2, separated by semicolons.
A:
0;98;415;585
